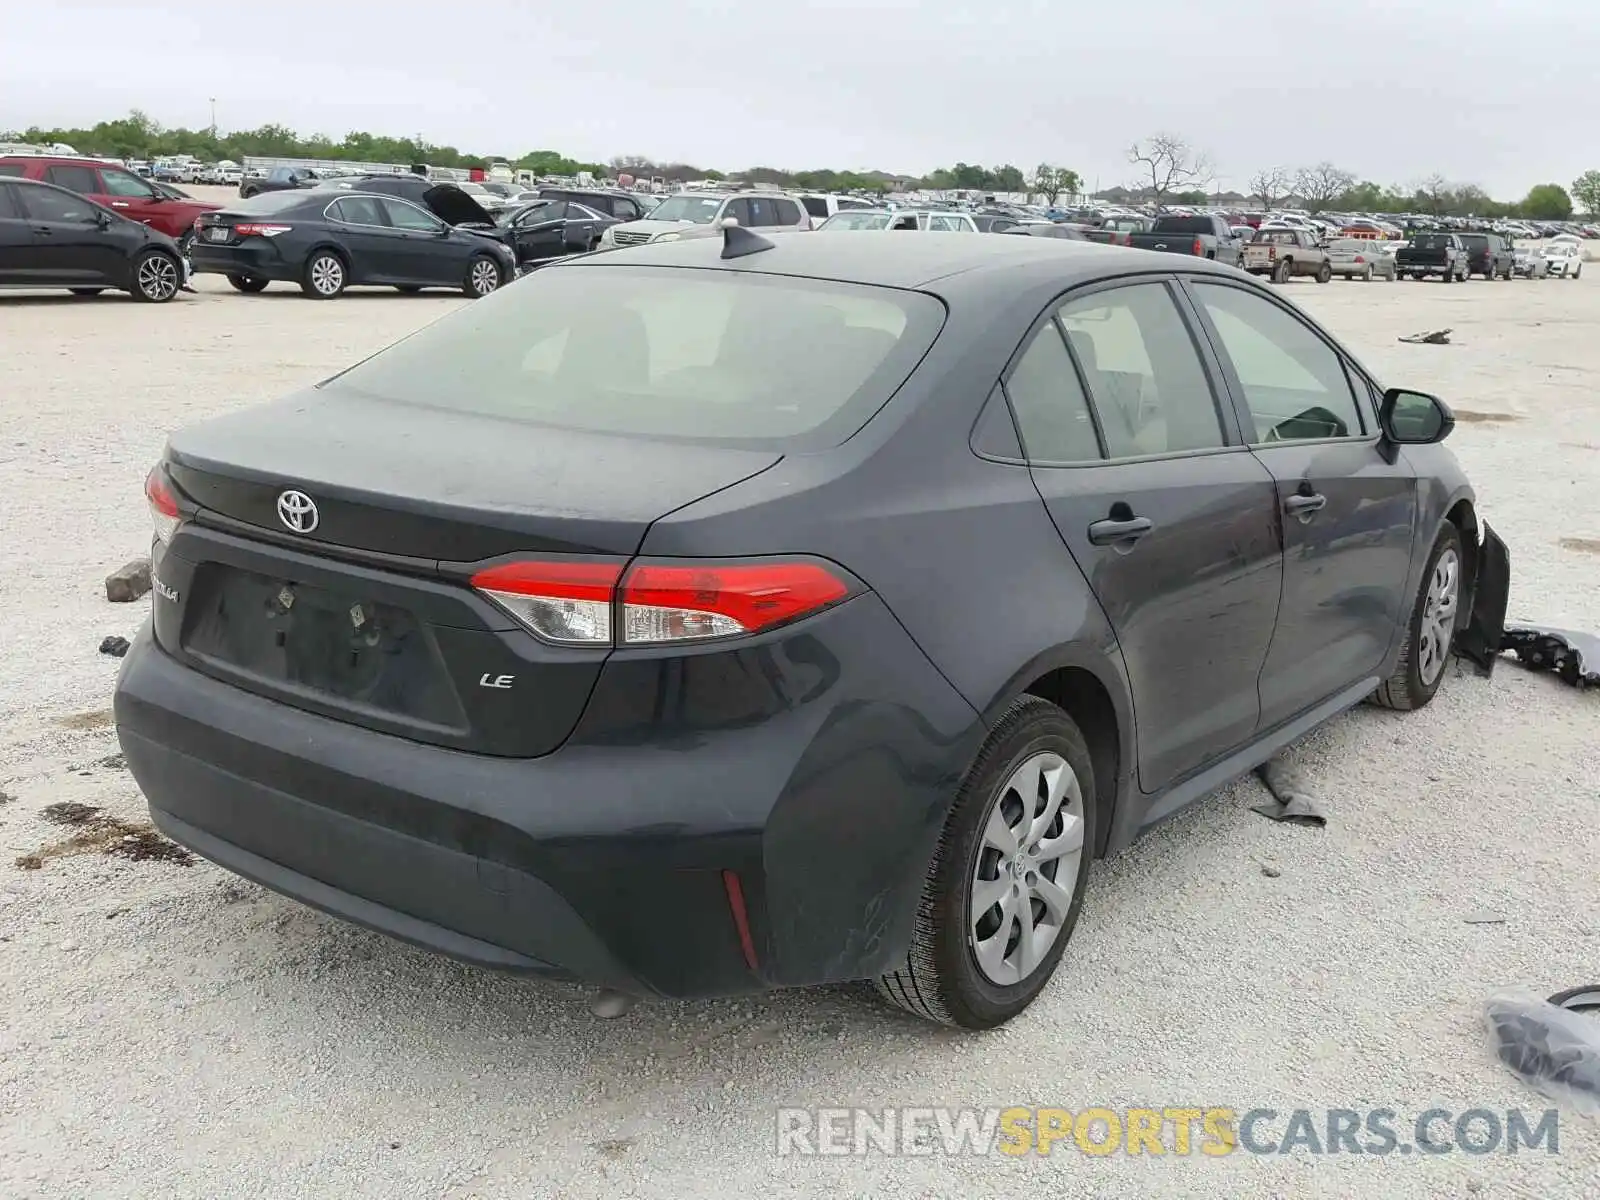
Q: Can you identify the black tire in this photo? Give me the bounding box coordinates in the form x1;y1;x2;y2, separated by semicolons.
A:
227;274;269;293
1371;522;1464;711
1363;266;1373;282
129;250;181;303
875;696;1097;1030
69;288;105;297
463;254;504;298
301;250;347;299
1272;258;1292;284
1314;261;1332;284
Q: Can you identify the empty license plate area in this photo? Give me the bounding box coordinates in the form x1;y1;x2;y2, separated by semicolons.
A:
182;562;463;726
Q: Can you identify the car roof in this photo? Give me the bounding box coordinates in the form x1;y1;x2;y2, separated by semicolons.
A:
568;230;1236;295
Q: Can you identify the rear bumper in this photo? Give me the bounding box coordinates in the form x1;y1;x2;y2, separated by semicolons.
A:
189;243;297;281
114;593;983;998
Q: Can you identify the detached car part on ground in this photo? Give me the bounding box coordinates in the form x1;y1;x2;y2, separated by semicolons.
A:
188;186;515;299
0;178;186;302
116;231;1509;1029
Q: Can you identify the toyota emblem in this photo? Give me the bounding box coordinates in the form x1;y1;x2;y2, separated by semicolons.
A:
276;490;319;534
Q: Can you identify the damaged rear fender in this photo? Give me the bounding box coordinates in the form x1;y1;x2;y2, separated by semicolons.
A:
1455;522;1510;675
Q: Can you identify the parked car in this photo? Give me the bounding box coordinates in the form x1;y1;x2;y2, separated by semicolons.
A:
0;177;186;301
1458;233;1514;280
333;175;516;253
188;189;516;298
1511;246;1549;278
495;199;617;268
1541;242;1584;278
815;210;977;232
1242;228;1333;283
1125;214;1244;265
601;191;810;246
1396;232;1468;282
115;232;1505;1029
1000;223;1089;240
1325;238;1396;281
0;154;218;258
970;213;1023;233
536;187;655;224
797;193;880;224
240;166;320;200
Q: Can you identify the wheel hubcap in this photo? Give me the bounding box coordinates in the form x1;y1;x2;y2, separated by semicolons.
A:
312;257;342;294
969;751;1085;986
137;256;177;299
1417;547;1460;686
471;261;499;294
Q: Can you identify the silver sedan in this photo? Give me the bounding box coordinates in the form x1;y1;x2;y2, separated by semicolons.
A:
1326;238;1397;281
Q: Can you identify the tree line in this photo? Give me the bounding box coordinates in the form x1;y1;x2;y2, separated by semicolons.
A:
6;113;1595;218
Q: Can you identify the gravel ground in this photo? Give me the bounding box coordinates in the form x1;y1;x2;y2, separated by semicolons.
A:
1;267;1597;1199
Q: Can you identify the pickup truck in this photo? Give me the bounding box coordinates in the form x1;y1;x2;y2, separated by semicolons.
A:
1081;215;1153;246
1395;232;1467;282
1125;215;1244;264
1241;228;1332;283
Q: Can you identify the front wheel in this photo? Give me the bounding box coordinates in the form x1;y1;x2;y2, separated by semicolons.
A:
875;696;1096;1029
1362;266;1373;282
130;251;181;302
1371;523;1463;711
463;254;504;298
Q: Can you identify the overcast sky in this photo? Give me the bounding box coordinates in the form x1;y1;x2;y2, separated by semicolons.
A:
4;0;1592;197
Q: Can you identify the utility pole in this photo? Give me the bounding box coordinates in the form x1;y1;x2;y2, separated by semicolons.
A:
208;97;217;136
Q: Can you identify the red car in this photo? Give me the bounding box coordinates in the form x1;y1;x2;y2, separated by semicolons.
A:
0;156;219;256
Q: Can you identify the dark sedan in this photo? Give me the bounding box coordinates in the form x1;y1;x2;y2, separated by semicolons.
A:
0;177;185;301
495;198;618;269
189;189;516;298
117;231;1506;1028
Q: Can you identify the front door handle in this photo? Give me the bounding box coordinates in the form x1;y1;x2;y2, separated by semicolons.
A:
1284;492;1326;516
32;226;53;236
1088;515;1154;545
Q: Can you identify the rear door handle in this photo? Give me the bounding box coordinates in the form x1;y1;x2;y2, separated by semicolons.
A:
1284;492;1326;516
1088;516;1154;545
32;226;52;236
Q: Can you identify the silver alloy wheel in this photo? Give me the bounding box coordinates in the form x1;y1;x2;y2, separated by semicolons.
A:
969;750;1086;986
470;259;500;295
1417;546;1460;686
310;255;343;295
136;254;178;300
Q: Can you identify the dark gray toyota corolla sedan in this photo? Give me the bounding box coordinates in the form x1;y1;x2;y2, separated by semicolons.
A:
115;229;1507;1029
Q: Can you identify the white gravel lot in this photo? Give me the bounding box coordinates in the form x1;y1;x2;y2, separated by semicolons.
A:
1;264;1597;1199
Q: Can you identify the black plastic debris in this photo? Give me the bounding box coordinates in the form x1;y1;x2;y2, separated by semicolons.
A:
1455;525;1511;675
98;635;130;658
1399;328;1452;345
1500;626;1598;689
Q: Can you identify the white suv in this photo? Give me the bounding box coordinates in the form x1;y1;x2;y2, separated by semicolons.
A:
600;192;810;247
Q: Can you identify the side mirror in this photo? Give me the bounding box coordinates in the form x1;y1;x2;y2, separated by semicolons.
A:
436;224;452;236
94;210;112;229
1379;388;1454;451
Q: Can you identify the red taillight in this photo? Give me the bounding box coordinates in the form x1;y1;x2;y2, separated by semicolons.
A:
471;560;622;645
620;561;849;644
1354;256;1365;264
234;223;291;238
144;466;180;544
1192;237;1203;255
469;558;851;646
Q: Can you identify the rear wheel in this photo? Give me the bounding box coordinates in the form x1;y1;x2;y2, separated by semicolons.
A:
875;696;1096;1029
227;274;268;293
130;251;181;302
1272;258;1293;284
1315;261;1332;283
301;251;347;299
463;254;503;298
1371;523;1463;711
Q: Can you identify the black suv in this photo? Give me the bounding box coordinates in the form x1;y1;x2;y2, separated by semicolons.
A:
1459;233;1514;280
537;188;650;223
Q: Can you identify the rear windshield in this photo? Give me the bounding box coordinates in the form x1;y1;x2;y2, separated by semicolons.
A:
1153;216;1214;233
325;265;946;450
1458;235;1487;248
1411;233;1450;249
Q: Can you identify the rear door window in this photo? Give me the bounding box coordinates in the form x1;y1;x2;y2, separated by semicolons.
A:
332;196;388;226
45;164;100;195
1056;283;1226;457
744;197;776;226
773;198;802;225
1004;323;1102;463
17;185;97;223
800;196;829;219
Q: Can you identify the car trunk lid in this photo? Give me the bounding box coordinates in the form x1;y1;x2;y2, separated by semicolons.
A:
155;387;781;756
